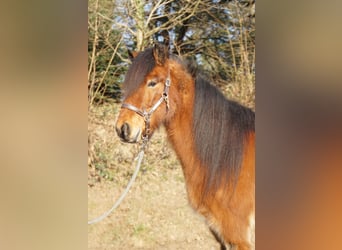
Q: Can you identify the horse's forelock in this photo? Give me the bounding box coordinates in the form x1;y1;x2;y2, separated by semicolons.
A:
123;48;156;98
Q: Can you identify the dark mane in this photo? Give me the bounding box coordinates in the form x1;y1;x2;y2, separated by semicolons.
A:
123;48;155;98
192;75;255;193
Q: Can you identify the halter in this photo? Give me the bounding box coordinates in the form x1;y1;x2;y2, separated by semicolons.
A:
121;74;171;144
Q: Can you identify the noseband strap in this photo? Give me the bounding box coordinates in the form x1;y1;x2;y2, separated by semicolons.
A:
121;103;145;117
121;77;171;141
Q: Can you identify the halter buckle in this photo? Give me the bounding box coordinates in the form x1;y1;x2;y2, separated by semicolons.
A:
165;78;171;87
163;93;170;110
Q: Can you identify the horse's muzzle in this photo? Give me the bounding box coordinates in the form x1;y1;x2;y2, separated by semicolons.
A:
116;122;141;143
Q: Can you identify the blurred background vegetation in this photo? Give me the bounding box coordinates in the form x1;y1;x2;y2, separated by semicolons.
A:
88;0;255;108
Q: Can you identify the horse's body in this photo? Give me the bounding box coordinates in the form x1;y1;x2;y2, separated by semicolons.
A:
115;44;255;250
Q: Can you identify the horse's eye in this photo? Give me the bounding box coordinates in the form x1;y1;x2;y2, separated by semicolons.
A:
147;81;157;87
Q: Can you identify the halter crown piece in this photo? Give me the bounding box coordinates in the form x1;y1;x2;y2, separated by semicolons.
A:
121;70;171;145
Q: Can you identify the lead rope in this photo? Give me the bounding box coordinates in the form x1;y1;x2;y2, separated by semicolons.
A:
88;140;147;225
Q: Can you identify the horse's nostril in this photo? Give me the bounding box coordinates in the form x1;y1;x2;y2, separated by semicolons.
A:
120;122;130;140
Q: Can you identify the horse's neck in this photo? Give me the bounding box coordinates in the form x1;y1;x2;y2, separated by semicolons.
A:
164;80;203;186
164;100;207;209
165;106;194;165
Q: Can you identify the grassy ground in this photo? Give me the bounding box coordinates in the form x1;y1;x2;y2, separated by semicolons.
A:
88;103;220;249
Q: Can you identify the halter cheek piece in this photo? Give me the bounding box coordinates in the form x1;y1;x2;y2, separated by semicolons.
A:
121;76;171;143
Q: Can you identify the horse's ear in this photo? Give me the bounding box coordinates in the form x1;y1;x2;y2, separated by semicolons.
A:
153;43;169;65
128;50;138;61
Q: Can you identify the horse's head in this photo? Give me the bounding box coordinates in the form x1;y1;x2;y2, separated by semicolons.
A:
115;44;176;143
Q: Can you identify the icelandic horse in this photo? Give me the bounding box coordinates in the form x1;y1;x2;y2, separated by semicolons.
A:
115;44;255;250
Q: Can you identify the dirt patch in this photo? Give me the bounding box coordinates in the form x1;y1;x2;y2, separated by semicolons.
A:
88;104;220;249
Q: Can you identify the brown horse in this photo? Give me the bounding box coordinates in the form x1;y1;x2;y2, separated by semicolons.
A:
115;44;255;250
